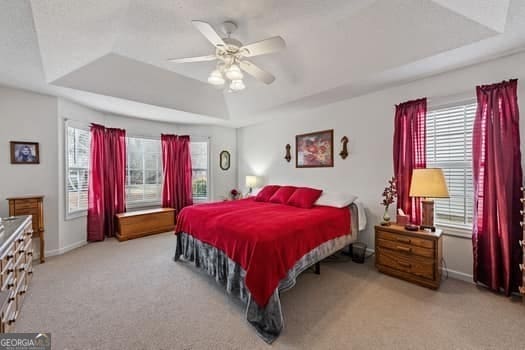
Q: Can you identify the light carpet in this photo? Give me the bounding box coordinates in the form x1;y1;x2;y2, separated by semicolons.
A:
15;233;524;350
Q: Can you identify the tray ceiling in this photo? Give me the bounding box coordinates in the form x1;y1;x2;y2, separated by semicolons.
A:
0;0;524;126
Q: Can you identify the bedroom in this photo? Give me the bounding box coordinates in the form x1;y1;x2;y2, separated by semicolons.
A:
0;0;524;349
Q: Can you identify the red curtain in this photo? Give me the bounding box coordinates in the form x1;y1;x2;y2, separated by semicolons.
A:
472;79;523;295
87;124;127;241
393;98;427;225
161;134;193;215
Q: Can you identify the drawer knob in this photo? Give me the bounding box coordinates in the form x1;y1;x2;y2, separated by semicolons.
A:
17;237;24;243
28;270;33;275
27;250;33;256
7;268;14;274
7;281;15;288
19;249;25;254
18;265;25;272
6;254;14;260
396;246;412;253
26;231;32;236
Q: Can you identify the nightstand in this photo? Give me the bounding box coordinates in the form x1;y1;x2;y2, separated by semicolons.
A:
375;224;443;289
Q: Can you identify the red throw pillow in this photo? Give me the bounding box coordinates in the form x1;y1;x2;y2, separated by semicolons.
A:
287;187;323;209
255;185;281;202
269;186;297;204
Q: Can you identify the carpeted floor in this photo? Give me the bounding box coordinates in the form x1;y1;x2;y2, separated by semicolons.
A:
15;232;523;350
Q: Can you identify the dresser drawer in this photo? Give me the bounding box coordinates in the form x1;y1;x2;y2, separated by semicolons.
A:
377;238;434;259
377;249;435;280
376;230;434;249
13;200;38;210
2;298;17;333
0;245;16;273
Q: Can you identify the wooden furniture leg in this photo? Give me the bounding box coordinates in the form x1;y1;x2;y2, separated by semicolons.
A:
39;232;45;263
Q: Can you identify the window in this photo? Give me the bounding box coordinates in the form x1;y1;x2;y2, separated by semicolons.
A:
126;137;163;206
66;126;90;215
191;141;209;200
426;102;476;228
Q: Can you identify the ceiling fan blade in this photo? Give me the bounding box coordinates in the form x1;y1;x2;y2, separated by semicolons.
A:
239;60;275;84
168;55;217;63
240;36;286;57
192;20;226;48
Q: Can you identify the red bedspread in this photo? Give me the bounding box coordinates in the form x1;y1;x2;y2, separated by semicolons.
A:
175;198;351;307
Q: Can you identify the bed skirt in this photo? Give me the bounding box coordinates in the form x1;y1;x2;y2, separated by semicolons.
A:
174;232;353;343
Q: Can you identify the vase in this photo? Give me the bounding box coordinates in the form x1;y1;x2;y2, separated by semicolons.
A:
381;207;391;226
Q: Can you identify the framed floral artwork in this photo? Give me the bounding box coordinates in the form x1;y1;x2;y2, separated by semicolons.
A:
295;129;334;168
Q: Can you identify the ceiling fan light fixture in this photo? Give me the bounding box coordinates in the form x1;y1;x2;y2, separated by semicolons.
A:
225;64;243;80
207;69;225;85
230;79;245;91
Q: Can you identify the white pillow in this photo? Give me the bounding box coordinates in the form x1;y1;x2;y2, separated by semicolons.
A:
248;187;262;197
315;192;358;208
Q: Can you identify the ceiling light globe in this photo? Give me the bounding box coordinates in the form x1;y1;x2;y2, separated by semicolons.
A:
208;70;225;85
225;64;243;80
230;79;245;91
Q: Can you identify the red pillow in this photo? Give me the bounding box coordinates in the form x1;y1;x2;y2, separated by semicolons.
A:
287;187;323;209
269;186;297;204
255;185;281;202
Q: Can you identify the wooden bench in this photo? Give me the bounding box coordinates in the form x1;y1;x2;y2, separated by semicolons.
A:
115;208;175;241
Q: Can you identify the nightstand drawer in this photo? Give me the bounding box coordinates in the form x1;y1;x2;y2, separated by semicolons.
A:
377;238;434;259
377;249;434;280
376;230;434;249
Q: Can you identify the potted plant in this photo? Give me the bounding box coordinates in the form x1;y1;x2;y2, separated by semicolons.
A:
230;188;241;200
381;176;397;226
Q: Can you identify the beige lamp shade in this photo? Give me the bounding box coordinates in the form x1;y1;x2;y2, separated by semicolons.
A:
409;168;449;198
245;175;258;188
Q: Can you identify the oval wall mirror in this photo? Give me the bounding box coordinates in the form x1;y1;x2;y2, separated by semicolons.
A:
219;150;231;171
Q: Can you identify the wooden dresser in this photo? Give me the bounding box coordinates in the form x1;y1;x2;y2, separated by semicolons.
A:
0;216;34;332
375;224;443;289
7;196;44;263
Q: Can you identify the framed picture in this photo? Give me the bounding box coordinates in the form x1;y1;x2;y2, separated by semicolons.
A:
219;150;230;171
10;141;40;164
296;129;334;168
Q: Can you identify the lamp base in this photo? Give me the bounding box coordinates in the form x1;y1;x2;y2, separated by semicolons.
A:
419;224;436;232
421;199;435;231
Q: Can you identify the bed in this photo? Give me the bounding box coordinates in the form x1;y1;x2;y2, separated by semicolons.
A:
173;193;366;343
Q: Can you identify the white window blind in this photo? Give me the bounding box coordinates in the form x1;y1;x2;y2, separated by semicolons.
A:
426;102;476;228
126;137;162;205
66;126;90;215
191;141;209;200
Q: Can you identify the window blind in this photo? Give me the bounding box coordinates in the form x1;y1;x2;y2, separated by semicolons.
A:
67;126;91;213
126;137;163;205
426;102;476;228
190;141;209;200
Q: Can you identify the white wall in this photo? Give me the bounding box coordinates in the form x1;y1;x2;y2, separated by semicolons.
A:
0;86;59;254
57;99;237;255
238;52;525;282
0;86;237;258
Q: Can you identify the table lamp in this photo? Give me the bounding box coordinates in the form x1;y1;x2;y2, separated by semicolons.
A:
409;168;449;231
245;175;258;194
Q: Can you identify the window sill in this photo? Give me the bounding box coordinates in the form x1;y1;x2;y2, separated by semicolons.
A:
65;210;87;221
436;223;472;239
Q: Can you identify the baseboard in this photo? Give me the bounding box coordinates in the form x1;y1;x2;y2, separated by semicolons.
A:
34;240;88;260
362;247;474;283
443;268;474;284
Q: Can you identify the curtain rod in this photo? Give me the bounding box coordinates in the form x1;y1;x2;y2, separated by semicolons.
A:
63;118;211;140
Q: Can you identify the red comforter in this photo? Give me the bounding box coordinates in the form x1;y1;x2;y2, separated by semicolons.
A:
175;198;351;307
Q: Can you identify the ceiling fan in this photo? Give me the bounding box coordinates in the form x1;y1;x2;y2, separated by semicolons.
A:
168;20;286;92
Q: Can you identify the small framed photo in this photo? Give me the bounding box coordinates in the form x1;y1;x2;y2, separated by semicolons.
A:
10;141;40;164
296;129;334;168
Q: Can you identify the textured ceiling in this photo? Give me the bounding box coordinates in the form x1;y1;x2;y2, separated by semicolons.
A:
0;0;524;127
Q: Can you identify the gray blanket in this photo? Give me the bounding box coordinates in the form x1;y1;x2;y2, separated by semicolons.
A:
174;232;353;343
